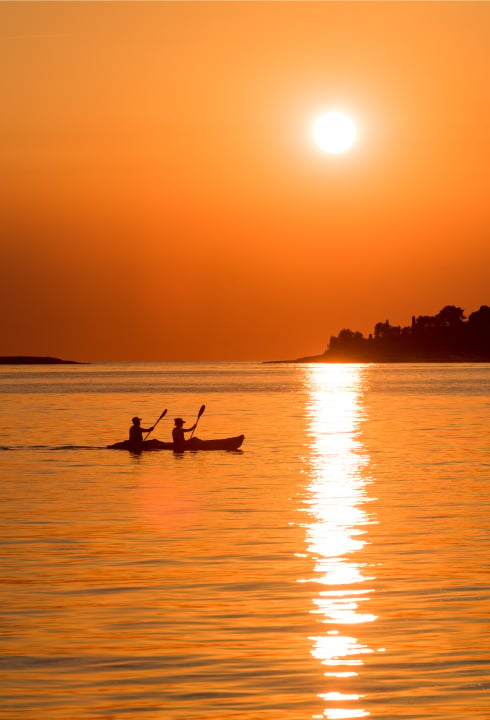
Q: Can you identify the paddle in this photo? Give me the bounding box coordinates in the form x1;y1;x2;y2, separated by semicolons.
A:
190;404;205;439
144;408;167;440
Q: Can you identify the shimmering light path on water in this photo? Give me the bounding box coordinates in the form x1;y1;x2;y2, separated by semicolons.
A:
0;362;489;719
301;365;376;720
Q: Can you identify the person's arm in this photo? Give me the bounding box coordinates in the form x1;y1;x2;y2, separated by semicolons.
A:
183;424;197;434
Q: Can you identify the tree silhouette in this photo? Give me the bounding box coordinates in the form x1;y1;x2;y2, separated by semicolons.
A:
435;305;466;327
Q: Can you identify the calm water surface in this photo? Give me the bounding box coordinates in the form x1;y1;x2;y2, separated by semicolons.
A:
0;362;489;719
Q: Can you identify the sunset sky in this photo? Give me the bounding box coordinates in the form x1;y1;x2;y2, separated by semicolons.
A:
1;1;489;361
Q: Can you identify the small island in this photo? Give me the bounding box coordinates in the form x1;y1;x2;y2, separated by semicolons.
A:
270;305;490;363
0;356;86;365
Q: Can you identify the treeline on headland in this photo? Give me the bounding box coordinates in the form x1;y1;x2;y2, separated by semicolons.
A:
292;305;490;363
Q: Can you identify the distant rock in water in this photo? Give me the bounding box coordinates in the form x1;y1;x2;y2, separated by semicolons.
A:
0;356;86;365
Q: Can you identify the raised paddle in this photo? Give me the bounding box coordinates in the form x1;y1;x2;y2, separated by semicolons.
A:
190;404;205;439
144;408;167;440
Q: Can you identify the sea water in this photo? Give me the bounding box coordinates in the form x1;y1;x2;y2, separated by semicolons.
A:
0;362;489;719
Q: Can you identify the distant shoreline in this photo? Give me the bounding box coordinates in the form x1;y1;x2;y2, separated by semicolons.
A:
265;354;490;364
0;356;86;365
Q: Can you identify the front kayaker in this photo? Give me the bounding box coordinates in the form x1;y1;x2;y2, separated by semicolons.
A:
129;416;154;449
172;417;197;452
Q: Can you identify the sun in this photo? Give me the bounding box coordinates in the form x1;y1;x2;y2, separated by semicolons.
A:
313;111;357;154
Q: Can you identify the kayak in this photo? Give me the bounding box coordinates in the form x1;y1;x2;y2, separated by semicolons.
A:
107;434;245;452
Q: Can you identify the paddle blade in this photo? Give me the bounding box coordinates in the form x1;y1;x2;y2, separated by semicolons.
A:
159;409;168;419
198;404;206;418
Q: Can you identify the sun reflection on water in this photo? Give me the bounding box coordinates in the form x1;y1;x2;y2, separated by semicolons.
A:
299;364;376;720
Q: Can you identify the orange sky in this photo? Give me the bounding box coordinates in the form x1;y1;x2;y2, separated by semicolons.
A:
1;1;489;361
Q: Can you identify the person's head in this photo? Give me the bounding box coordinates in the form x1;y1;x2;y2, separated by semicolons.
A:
132;416;141;426
174;417;185;427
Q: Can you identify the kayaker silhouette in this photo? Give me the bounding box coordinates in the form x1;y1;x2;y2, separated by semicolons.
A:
172;417;197;452
129;416;154;448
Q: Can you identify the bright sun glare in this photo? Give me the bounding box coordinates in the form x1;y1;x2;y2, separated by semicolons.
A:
313;111;357;154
